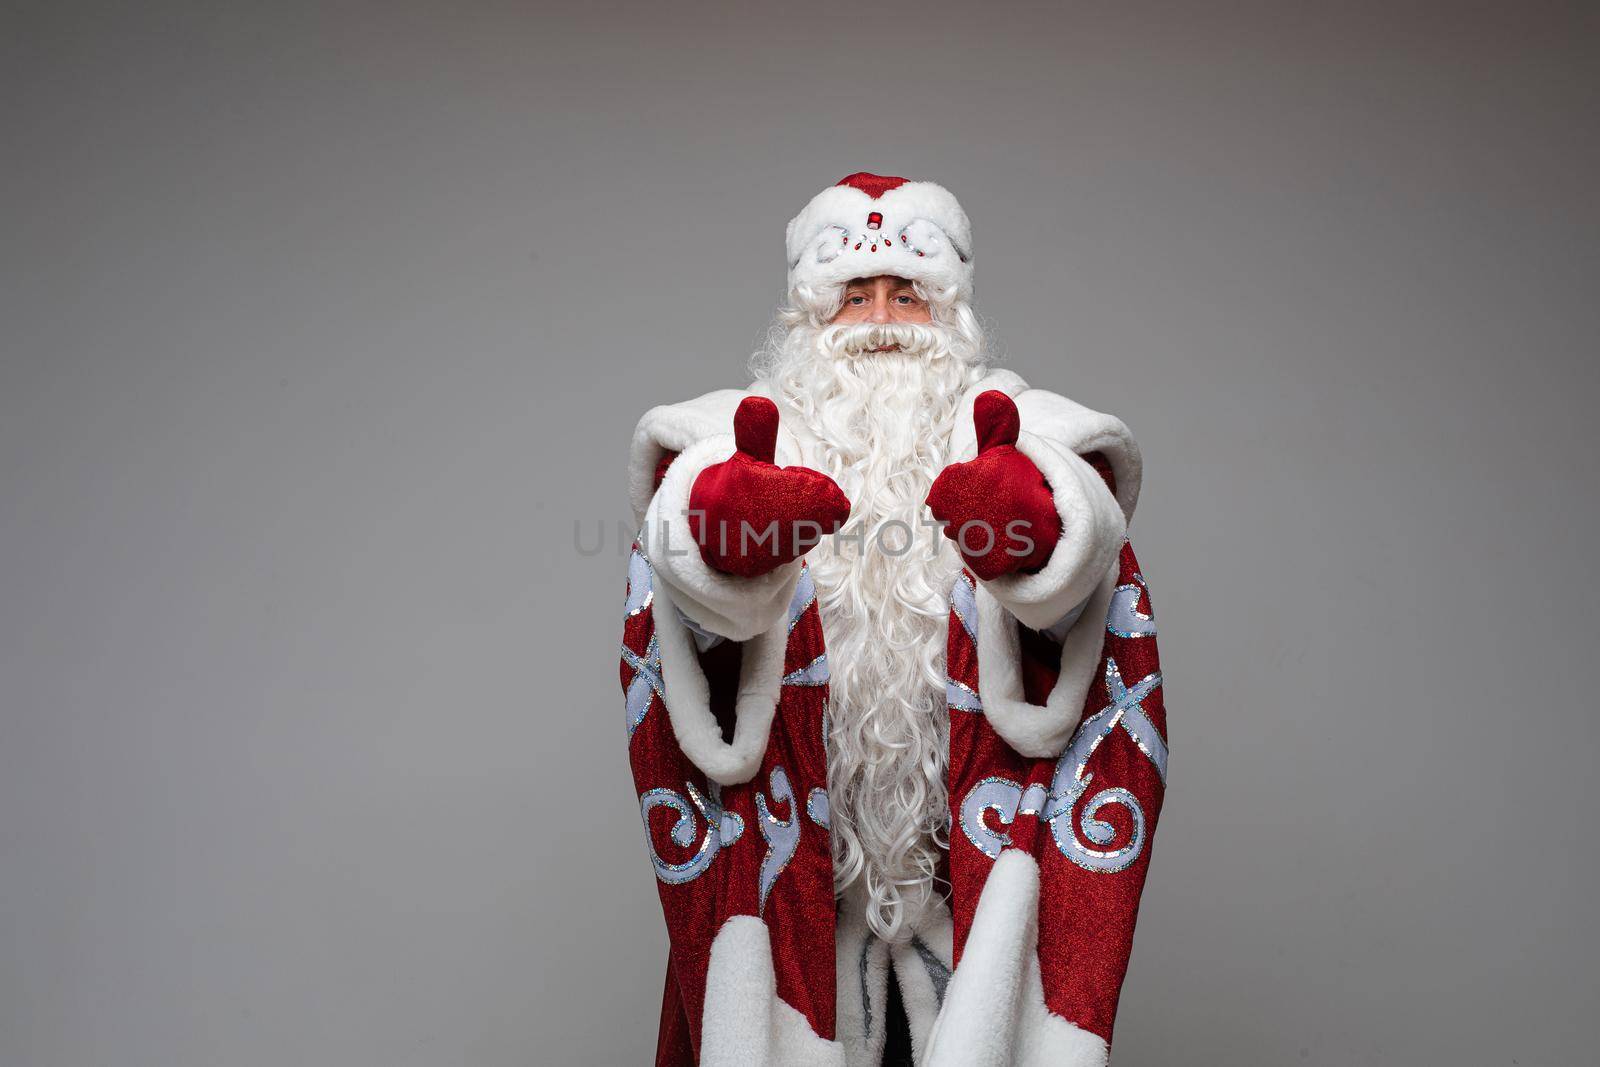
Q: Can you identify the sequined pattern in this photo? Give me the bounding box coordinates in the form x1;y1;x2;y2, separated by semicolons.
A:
639;781;745;885
755;766;801;913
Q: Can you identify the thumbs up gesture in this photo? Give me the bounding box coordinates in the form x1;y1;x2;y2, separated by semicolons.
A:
926;390;1061;581
689;397;852;578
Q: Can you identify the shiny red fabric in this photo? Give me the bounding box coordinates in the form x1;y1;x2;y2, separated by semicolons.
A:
834;171;910;198
945;534;1165;1044
654;449;678;490
689;397;851;578
623;550;837;1064
926;390;1061;580
624;459;1165;1060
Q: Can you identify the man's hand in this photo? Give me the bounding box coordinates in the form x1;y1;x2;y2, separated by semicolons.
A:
689;397;851;578
926;390;1061;581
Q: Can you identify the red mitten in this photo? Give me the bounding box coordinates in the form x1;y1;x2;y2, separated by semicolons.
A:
926;390;1061;581
689;397;851;578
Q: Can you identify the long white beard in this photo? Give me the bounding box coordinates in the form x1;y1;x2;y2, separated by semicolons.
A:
759;319;985;941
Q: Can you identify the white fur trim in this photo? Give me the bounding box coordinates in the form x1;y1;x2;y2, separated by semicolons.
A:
646;575;790;793
947;373;1137;758
889;904;954;1064
632;388;811;642
834;887;957;1065
630;388;825;784
833;889;890;1066
785;180;973;297
948;376;1136;634
982;429;1127;632
641;435;800;643
1012;388;1142;522
649;580;790;787
701;915;846;1067
974;567;1120;759
923;851;1109;1067
630;388;754;524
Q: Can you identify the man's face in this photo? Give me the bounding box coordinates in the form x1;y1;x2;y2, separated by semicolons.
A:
830;275;932;342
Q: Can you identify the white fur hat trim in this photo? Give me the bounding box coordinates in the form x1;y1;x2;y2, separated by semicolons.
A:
784;172;973;297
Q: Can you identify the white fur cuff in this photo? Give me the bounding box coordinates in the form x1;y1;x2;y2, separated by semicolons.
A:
981;432;1126;632
975;569;1119;760
629;388;753;524
640;434;800;644
922;851;1109;1067
701;916;846;1066
648;579;789;786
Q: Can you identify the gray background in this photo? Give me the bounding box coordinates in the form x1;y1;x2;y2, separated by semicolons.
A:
3;1;1596;1064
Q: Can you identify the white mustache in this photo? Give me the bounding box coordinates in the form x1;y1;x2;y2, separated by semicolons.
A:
817;322;944;358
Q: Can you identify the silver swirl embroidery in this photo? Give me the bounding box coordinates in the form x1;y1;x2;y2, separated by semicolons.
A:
806;711;830;829
621;634;662;739
624;546;654;617
813;225;850;265
639;781;743;885
910;936;951;1009
1106;572;1157;638
755;766;800;912
1017;782;1049;816
1044;658;1164;872
951;572;979;642
621;547;661;738
787;565;816;633
946;573;983;712
806;788;830;828
947;677;983;713
955;656;1166;873
959;775;1026;859
782;652;830;687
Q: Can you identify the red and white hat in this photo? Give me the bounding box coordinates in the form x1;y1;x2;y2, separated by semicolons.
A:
785;172;973;297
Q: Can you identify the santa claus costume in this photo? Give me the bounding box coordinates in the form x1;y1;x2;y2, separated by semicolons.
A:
619;173;1166;1065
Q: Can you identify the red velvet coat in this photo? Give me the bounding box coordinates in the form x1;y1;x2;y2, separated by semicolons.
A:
621;536;1164;1064
621;372;1161;1065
